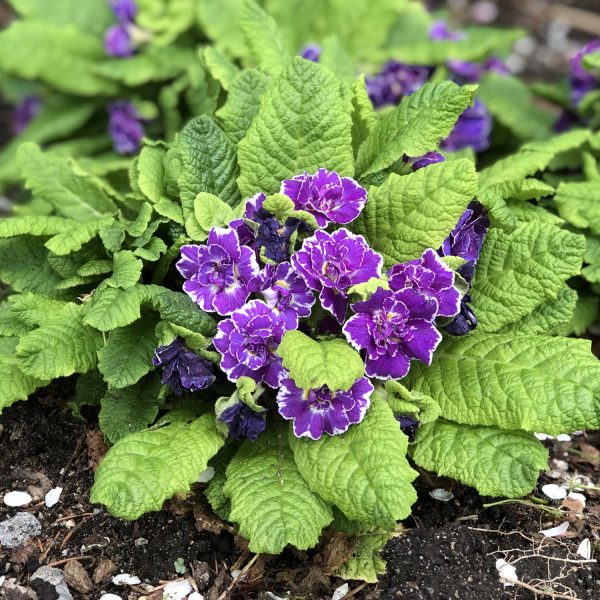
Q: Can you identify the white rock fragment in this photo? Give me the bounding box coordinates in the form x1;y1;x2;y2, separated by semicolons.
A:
189;593;205;600
556;434;572;442
263;594;286;600
99;594;122;600
534;433;552;441
111;574;141;586
568;492;586;506
332;583;349;600
540;521;570;537
45;487;63;508
0;576;5;587
429;488;454;502
3;491;32;507
31;566;73;600
0;512;42;549
495;559;518;587
542;484;568;500
163;579;192;599
230;569;242;579
198;467;215;483
577;538;591;560
552;459;569;471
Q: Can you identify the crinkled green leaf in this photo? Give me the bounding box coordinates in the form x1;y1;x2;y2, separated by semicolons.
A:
337;531;391;583
224;425;333;554
555;294;599;337
137;145;167;203
554;181;600;234
137;0;195;45
277;330;364;392
411;420;549;497
106;251;143;290
7;293;68;327
202;46;240;91
403;334;600;435
290;395;417;528
83;286;142;331
352;159;477;266
356;82;476;178
379;381;440;425
0;306;30;337
186;193;235;242
237;57;354;197
69;370;106;419
0;216;74;238
44;218;114;256
351;76;377;158
91;414;224;519
471;222;585;332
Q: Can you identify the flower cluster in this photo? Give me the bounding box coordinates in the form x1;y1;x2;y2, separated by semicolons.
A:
104;0;147;58
107;101;145;155
170;165;471;442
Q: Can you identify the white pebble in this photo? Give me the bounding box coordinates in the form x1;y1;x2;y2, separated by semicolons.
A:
332;583;349;600
0;576;5;587
3;491;33;507
189;593;204;600
495;559;518;586
534;432;552;441
99;595;122;600
542;484;567;500
556;434;571;442
577;538;591;560
568;492;586;506
552;459;569;471
45;487;63;508
429;488;454;502
163;579;193;599
540;521;570;537
111;574;141;586
230;569;242;579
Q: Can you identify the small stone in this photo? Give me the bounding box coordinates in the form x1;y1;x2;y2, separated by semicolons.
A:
93;559;118;585
495;559;518;587
577;538;591;560
332;583;349;600
112;573;141;586
99;595;122;600
163;579;192;599
429;488;454;502
134;537;148;547
542;484;568;500
539;521;570;537
3;491;33;507
556;434;571;442
63;560;93;594
31;566;73;600
189;593;204;600
0;512;42;549
44;488;63;508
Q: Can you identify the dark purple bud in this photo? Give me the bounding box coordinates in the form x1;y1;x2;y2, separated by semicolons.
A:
300;44;322;62
441;99;492;153
445;295;478;336
569;39;600;107
366;61;432;108
12;96;41;135
152;337;216;396
553;110;580;133
254;208;306;264
447;60;483;84
104;24;135;57
397;415;419;440
404;151;445;172
218;402;267;441
108;101;144;154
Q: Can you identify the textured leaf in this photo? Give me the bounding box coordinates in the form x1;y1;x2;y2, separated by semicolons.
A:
186;193;235;241
177;116;241;212
202;46;240;91
337;531;391;583
136;0;195;45
106;251;143;290
0;216;74;238
290;395;417;528
277;330;364;391
137;145;167;203
16;304;102;379
216;69;270;144
554;181;600;234
403;334;600;435
83;286;142;331
356;82;476;178
224;425;333;554
412;420;549;497
7;294;68;327
91;414;224;519
237;57;354;197
471;223;585;332
44;218;114;256
352;159;477;266
351;76;377;158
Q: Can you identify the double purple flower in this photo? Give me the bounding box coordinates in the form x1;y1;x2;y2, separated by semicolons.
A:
366;61;432;108
277;376;373;440
104;0;140;57
292;228;383;323
107;101;145;155
177;227;259;316
218;401;267;441
441;99;492;153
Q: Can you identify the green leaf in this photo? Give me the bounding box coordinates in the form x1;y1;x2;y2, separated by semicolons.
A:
186;193;235;241
99;377;164;443
69;370;106;419
277;330;364;391
204;445;237;521
16;304;102;379
237;57;354;197
216;69;270;144
0;216;74;238
106;251;143;290
236;0;290;75
290;395;417;528
224;425;333;554
7;293;68;327
352;159;477;266
97;317;158;389
91;414;224;519
554;181;600;234
356;82;476;178
471;223;585;332
337;531;391;583
0;337;48;412
261;193;320;230
411;420;549;497
44;218;114;256
351;76;377;158
136;0;195;45
319;36;355;84
0;306;30;337
380;380;440;425
137;145;167;203
403;334;600;435
202;46;240;91
125;203;154;238
18;143;117;220
83;286;143;331
177;116;241;213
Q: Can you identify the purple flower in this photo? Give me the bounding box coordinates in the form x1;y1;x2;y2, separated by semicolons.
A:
441;99;492;153
12;96;41;135
277;376;373;440
281;169;367;227
388;248;461;318
300;44;322;62
403;151;445;172
483;56;510;76
254;262;315;330
291;228;383;323
152;337;215;396
366;61;432;108
107;101;144;154
218;402;267;441
177;227;259;316
343;287;442;380
228;193;266;249
104;24;135;57
255;209;306;263
445;295;478;336
109;0;137;23
553;110;580;133
398;415;419;440
569;40;600;106
447;56;509;85
429;21;465;41
213;300;285;387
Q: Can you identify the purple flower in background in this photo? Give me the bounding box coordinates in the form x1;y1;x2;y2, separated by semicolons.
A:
152;337;215;396
388;248;461;318
553;110;580;133
292;228;383;323
12;96;41;134
109;0;137;23
429;21;465;41
483;56;510;76
343;287;441;380
397;415;419;440
218;402;267;441
107;101;144;154
281;169;368;227
104;24;135;57
277;376;373;440
254;262;315;330
441;99;492;153
367;61;432;108
403;151;445;172
213;300;285;387
300;44;322;62
177;228;259;316
569;39;600;106
448;56;509;85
